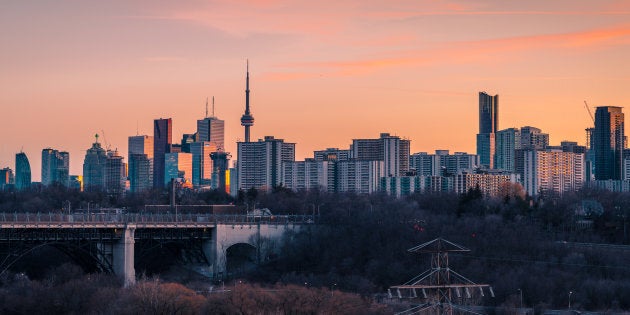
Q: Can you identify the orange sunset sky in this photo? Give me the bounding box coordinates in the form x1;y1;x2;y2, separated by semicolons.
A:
1;0;630;181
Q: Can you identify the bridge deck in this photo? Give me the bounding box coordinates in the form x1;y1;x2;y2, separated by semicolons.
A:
0;213;315;229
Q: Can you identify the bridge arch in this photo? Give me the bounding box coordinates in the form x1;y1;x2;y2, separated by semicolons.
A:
0;241;113;278
134;238;209;276
225;242;258;276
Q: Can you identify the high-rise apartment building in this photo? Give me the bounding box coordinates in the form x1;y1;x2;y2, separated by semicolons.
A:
15;152;31;190
559;141;586;154
410;151;478;176
381;175;453;197
522;149;585;196
237;136;295;191
594;106;625;180
495;128;521;172
336;160;384;194
453;172;521;197
153;118;172;188
351;133;410;177
476;92;498;168
313;148;351;162
410;152;440;176
520;126;549;150
83;137;108;191
128;135;153;193
282;159;332;192
442;152;479;176
41;148;69;186
498;126;549;181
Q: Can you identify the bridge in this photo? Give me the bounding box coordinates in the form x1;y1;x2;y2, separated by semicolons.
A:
0;212;313;286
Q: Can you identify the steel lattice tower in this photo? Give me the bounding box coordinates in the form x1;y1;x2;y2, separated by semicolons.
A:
389;238;494;315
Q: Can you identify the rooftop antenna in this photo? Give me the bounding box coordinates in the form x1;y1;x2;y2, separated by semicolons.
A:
95;134;99;143
212;96;215;117
205;97;209;118
136;120;139;135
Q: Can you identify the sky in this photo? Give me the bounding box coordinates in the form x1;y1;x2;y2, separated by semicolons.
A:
1;0;630;181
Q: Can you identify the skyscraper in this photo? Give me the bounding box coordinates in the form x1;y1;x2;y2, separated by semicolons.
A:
0;168;14;190
594;106;625;180
153;118;172;188
128;135;153;193
476;92;498;168
180;134;196;153
191;141;215;187
193;97;226;189
240;61;254;142
83;135;108;191
129;154;152;193
41;148;69;186
41;149;54;186
164;152;193;187
210;151;231;193
15;152;31;190
129;135;153;159
105;150;125;196
197;97;225;150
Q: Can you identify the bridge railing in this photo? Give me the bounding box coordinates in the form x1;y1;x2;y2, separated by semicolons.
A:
0;212;316;225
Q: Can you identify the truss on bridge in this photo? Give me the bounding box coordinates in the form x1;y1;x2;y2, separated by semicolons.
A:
389;238;494;315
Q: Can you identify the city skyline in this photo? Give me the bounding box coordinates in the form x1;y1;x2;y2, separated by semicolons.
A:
2;1;630;181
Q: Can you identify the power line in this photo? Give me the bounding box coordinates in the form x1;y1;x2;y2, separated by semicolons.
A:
452;253;630;271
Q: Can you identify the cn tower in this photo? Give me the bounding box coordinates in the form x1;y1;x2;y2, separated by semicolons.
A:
240;60;254;142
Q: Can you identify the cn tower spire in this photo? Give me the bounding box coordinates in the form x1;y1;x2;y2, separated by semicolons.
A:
240;59;254;142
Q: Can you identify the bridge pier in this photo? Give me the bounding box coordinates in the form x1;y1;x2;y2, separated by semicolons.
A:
113;224;136;287
202;229;217;278
209;223;301;279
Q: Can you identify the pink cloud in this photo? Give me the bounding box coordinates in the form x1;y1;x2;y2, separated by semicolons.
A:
274;24;630;76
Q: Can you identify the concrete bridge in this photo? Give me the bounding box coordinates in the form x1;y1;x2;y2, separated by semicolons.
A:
0;212;313;286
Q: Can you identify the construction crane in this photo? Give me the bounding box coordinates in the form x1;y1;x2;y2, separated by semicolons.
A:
101;129;112;151
584;100;595;124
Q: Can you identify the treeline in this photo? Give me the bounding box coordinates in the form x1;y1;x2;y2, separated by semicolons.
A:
249;187;630;311
0;184;235;213
0;264;387;315
2;185;630;311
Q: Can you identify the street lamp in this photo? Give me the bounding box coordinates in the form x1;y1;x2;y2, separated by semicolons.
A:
568;291;573;310
517;288;523;310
